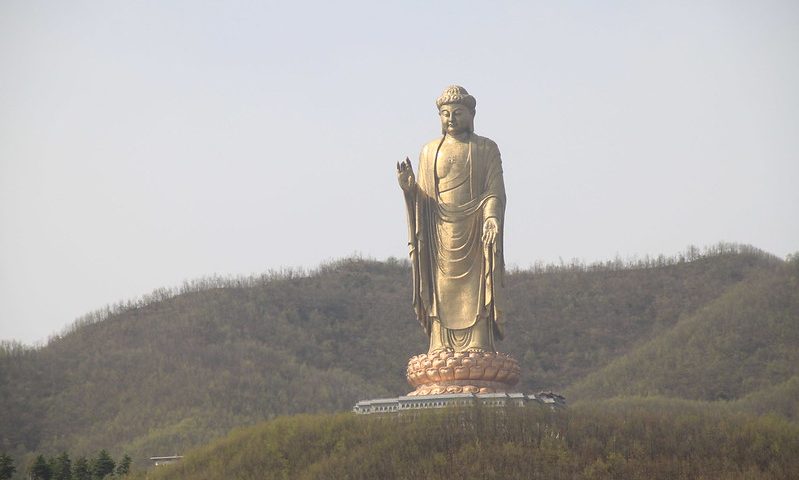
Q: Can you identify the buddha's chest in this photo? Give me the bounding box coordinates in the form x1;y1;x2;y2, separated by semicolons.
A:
435;142;470;179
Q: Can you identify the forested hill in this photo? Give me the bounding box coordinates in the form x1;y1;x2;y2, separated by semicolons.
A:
133;402;799;480
1;244;796;468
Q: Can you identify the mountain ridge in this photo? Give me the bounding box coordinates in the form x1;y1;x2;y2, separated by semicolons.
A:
1;244;795;469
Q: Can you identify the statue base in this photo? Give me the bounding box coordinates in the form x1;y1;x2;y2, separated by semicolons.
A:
406;350;520;396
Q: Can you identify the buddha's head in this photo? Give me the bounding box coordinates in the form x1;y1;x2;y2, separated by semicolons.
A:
436;85;476;136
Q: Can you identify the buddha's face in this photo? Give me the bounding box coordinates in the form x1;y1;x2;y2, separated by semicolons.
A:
439;103;474;135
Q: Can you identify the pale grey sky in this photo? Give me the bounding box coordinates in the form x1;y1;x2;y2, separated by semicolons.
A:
2;1;798;344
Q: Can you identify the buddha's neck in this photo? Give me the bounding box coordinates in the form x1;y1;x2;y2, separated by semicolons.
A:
445;132;471;143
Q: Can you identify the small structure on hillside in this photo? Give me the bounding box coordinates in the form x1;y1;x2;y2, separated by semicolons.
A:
150;455;183;467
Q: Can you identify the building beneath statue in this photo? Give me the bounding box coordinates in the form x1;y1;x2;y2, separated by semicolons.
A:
353;391;565;415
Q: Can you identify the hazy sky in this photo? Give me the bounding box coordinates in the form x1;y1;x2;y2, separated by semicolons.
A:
2;1;797;345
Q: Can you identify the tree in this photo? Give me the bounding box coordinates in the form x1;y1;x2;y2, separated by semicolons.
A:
92;450;115;480
30;455;52;480
115;454;131;476
52;452;71;480
72;456;91;480
0;453;15;480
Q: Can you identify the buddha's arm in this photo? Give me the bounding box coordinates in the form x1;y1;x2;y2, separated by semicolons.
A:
484;197;503;222
482;144;506;231
398;157;428;333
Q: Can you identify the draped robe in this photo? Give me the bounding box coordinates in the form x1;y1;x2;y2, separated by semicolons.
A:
403;133;506;353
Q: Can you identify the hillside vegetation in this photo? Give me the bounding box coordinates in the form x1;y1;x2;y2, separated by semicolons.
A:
133;400;799;480
566;256;799;402
1;244;796;472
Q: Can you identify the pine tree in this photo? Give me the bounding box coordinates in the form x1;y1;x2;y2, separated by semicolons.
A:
30;455;52;480
72;456;91;480
115;454;132;476
52;452;71;480
91;450;115;480
0;454;15;480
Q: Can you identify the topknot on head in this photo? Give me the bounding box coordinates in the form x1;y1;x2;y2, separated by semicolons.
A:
435;85;476;111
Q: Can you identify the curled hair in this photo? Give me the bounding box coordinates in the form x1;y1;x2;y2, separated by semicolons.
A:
436;85;476;112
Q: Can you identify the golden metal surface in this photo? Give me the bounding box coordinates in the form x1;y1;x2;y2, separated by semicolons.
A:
406;351;520;396
397;85;507;355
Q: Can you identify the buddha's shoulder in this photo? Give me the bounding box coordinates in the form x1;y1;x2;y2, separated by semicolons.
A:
420;137;444;154
472;134;499;150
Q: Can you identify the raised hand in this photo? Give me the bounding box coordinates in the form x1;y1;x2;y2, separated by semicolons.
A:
396;157;416;192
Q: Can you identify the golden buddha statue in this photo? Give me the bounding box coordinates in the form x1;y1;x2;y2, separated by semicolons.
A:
398;86;519;395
